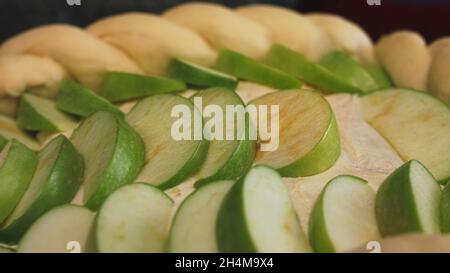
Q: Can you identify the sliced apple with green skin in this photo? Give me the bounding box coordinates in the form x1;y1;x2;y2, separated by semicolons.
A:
364;64;393;89
191;88;256;188
250;90;340;177
71;111;145;211
0;115;40;150
217;166;310;253
95;183;173;253
126;94;208;190
0;140;37;224
309;175;379;253
56;79;123;118
18;93;78;132
17;205;95;253
319;51;378;92
360;89;450;183
441;184;450;233
0;135;84;244
100;71;186;102
375;160;441;237
166;58;238;90
215;49;302;90
264;44;360;93
169;180;233;252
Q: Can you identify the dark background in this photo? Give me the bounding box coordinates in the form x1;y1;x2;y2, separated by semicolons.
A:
0;0;449;43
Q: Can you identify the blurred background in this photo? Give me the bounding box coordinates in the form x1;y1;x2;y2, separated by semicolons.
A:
0;0;449;43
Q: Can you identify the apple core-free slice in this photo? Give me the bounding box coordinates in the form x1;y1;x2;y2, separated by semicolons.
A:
166;58;238;90
95;183;173;253
319;51;378;92
250;89;340;177
100;71;186;102
126;94;208;190
364;64;393;90
56;80;123;118
441;183;450;233
215;49;302;90
217;166;310;253
0;140;37;224
309;175;379;253
375;160;441;237
191;88;256;188
0;135;84;244
17;93;78;132
264;44;360;93
0;115;39;150
71;111;145;210
17;205;95;253
360;89;450;183
169;180;234;252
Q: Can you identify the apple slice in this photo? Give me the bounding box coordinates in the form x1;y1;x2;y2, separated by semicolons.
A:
17;205;95;253
0;115;40;150
250;90;340;177
0;135;84;244
125;94;208;190
100;71;186;102
319;51;378;92
309;175;379;253
215;49;302;90
360;89;450;183
441;183;450;233
56;80;123;118
18;93;78;132
71;111;145;210
264;44;360;93
0;135;6;150
169;180;234;252
166;59;238;90
352;234;450;253
217;165;310;252
364;64;393;89
95;183;173;253
375;160;441;237
191;88;256;188
0;140;38;224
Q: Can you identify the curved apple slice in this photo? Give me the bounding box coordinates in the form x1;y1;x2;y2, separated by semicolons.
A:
428;44;450;104
309;175;379;253
375;160;441;237
360;89;450;183
17;205;94;253
441;183;450;233
95;183;173;253
250;89;340;177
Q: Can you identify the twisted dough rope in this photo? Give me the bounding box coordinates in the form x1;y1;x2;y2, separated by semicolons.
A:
0;2;448;118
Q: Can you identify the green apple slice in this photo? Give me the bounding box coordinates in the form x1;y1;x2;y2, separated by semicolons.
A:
191;88;256;188
100;71;186;102
250;90;340;177
18;93;78;132
169;180;234;253
17;205;95;253
375;160;441;237
309;175;379;253
71;111;145;210
360;89;450;183
56;80;123;118
264;44;360;93
0;135;84;244
95;183;173;253
441;184;450;233
126;94;208;190
319;51;378;92
364;64;393;89
0;140;37;224
217;165;310;253
0;115;40;150
215;49;302;90
167;58;238;90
